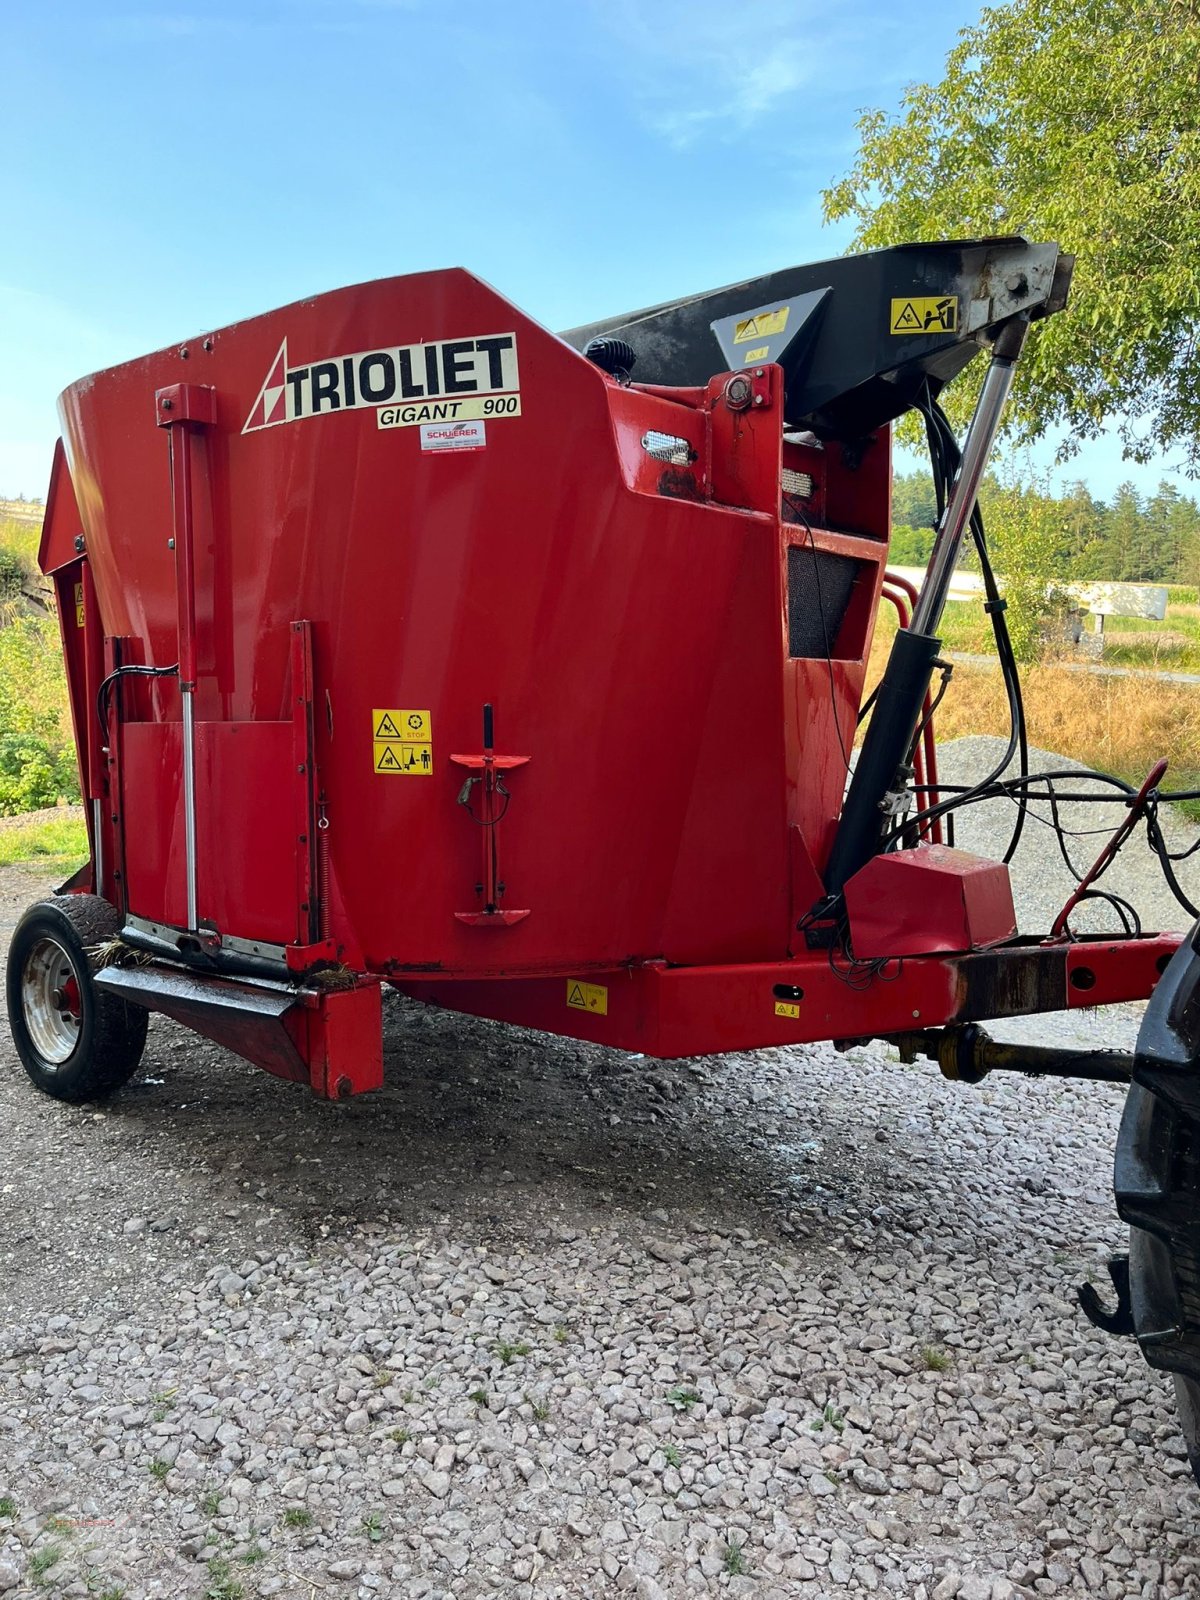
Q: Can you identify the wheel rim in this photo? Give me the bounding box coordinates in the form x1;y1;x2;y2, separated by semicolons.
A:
20;936;83;1066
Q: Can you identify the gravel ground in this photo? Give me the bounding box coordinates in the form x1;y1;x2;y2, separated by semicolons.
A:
1;740;1199;1600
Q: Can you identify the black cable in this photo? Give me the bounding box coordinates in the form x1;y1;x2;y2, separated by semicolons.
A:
902;763;1199;925
1145;797;1200;917
96;663;179;736
1065;888;1141;939
886;765;1136;845
827;940;902;990
917;389;1031;864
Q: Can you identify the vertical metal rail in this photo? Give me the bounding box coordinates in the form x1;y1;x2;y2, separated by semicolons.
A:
156;383;216;935
77;560;108;899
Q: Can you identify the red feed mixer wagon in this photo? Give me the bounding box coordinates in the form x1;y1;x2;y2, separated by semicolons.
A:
8;238;1200;1474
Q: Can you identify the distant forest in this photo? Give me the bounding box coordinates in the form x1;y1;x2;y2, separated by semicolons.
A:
891;473;1200;585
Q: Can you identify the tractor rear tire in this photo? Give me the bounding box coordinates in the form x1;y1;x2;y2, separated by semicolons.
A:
5;894;147;1102
1116;921;1200;1486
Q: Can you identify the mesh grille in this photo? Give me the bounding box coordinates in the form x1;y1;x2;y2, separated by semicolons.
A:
641;431;695;465
787;545;861;658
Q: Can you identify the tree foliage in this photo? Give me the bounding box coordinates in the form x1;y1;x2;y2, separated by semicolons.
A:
824;0;1200;469
892;466;1200;579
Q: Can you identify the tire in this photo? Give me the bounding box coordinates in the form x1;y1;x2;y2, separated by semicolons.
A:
5;894;148;1102
1116;921;1200;1485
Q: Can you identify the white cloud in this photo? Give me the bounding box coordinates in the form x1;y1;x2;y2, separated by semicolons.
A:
598;0;824;147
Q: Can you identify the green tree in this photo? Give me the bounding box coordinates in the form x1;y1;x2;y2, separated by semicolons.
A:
1095;482;1147;580
824;0;1200;470
891;470;938;531
1142;482;1200;581
979;471;1071;661
1057;480;1109;578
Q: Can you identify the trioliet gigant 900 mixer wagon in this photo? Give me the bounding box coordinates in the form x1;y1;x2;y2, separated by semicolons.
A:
9;237;1200;1473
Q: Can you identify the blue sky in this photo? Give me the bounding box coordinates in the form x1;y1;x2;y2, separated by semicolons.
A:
1;0;1191;501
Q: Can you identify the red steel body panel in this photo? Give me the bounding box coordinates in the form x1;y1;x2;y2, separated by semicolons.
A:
398;934;1181;1060
844;845;1018;958
53;270;886;980
43;268;1180;1084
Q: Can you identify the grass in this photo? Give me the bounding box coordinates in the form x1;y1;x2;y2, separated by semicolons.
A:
205;1556;245;1600
201;1490;222;1517
494;1340;531;1366
282;1508;312;1529
468;1389;489;1408
920;1344;952;1373
0;811;87;870
907;591;1200;673
361;1511;385;1543
525;1393;551;1421
1103;599;1200;674
0;1497;14;1518
810;1402;845;1435
151;1388;177;1422
239;1544;267;1565
665;1386;701;1412
868;614;1200;822
662;1443;682;1468
149;1459;170;1481
722;1539;748;1576
389;1426;412;1444
29;1545;63;1582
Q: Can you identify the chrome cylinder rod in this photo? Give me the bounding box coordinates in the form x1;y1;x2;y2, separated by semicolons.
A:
909;316;1030;638
92;798;104;900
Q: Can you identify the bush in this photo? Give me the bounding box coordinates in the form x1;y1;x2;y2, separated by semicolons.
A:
0;733;76;814
889;524;936;567
0;615;79;816
0;546;30;608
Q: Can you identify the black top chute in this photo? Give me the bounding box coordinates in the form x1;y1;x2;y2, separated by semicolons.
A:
562;237;1071;441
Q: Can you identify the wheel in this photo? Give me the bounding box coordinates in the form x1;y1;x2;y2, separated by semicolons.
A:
1114;922;1200;1486
5;894;148;1102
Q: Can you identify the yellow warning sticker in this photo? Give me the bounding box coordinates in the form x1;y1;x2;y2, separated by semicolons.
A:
733;307;789;344
374;740;432;775
74;581;85;628
372;709;433;775
774;1000;801;1020
566;980;608;1016
741;345;768;364
890;296;958;335
374;708;430;741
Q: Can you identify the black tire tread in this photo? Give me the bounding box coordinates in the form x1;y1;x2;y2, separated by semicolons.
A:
5;894;148;1102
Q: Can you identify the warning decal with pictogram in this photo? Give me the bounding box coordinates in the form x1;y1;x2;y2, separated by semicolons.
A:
889;297;958;335
566;980;608;1015
372;709;433;775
